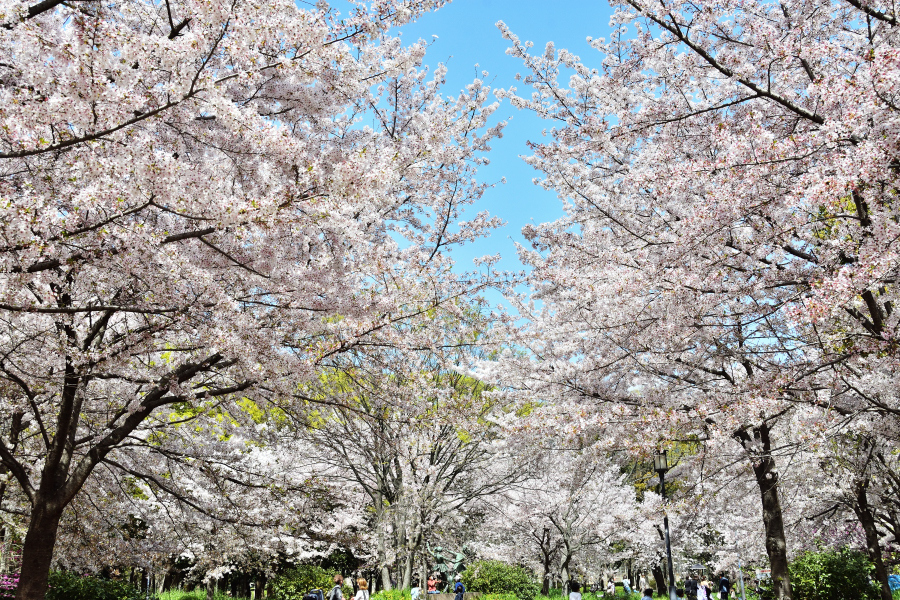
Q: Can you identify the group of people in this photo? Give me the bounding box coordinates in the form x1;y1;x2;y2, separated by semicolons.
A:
327;573;465;600
328;570;731;600
411;573;466;600
324;575;370;600
635;574;732;600
566;572;732;600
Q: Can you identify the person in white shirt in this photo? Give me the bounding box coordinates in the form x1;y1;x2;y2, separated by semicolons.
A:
354;578;370;600
568;580;582;600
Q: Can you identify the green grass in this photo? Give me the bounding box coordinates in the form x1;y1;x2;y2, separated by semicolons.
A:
155;590;251;600
536;591;640;600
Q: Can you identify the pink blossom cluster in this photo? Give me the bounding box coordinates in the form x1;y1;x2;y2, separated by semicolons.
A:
0;573;18;599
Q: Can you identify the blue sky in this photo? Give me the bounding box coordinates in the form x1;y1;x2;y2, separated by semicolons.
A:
391;0;617;289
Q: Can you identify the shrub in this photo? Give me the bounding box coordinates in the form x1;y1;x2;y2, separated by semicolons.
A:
46;571;144;600
371;589;412;600
272;565;345;600
786;548;879;600
461;561;540;600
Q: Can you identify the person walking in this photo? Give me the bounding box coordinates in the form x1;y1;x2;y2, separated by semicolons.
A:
354;579;370;600
684;574;698;600
697;578;708;600
328;575;345;600
718;574;731;600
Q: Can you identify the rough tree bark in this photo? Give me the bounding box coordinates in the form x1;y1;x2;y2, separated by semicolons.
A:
854;481;892;600
652;563;667;598
14;503;64;600
736;422;792;600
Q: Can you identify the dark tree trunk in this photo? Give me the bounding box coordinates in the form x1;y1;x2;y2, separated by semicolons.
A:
738;423;792;600
540;548;552;595
652;563;667;597
255;574;267;600
15;504;64;600
854;482;892;600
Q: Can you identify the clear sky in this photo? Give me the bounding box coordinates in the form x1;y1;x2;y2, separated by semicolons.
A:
391;0;617;294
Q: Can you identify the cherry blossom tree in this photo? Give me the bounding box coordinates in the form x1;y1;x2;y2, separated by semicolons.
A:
294;314;522;591
488;0;900;597
470;423;664;592
0;0;508;595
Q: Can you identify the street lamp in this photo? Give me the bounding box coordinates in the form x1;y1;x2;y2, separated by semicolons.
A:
655;450;677;600
541;526;551;596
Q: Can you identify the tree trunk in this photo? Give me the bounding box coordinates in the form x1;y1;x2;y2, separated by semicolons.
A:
381;566;392;593
741;423;792;600
854;482;892;600
560;551;572;594
652;563;667;598
207;577;215;600
256;574;267;600
541;555;551;596
376;495;392;592
402;532;421;590
15;504;64;600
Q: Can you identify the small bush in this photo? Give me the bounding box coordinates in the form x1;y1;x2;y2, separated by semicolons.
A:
787;548;879;600
272;565;347;600
371;589;412;600
461;560;540;600
46;571;144;600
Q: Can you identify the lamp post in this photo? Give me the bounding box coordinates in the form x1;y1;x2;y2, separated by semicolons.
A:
654;451;677;600
541;526;551;596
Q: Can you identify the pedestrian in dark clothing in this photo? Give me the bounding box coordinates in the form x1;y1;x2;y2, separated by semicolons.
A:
453;574;465;600
685;575;698;600
719;575;731;600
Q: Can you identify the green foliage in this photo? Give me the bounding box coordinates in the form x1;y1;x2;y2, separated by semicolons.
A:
46;571;144;600
370;589;412;600
272;565;340;600
786;548;879;600
156;591;249;600
461;560;540;600
536;593;636;600
480;594;519;600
